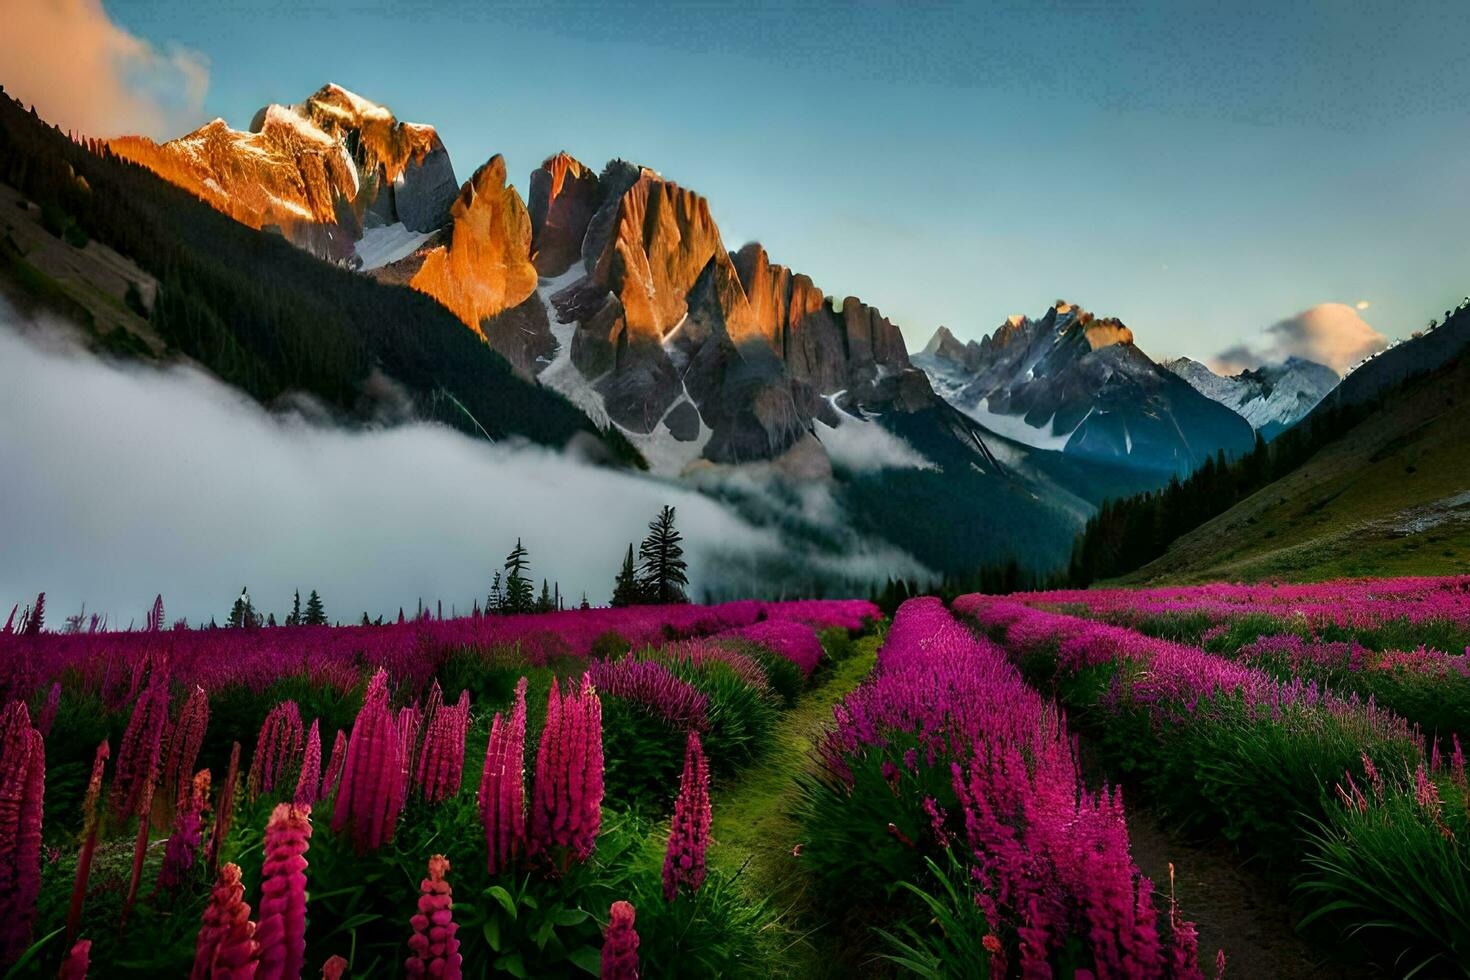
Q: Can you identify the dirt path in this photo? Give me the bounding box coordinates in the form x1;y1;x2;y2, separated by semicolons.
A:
706;637;880;978
1122;804;1372;979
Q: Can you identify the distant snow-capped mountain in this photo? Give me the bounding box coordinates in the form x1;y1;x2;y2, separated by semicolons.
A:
1163;356;1338;440
914;304;1256;473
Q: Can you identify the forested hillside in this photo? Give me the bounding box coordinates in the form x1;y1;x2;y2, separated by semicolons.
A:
0;89;642;464
1069;298;1470;584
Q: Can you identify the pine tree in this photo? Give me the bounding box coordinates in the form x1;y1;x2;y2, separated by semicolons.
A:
537;579;553;614
228;587;257;629
266;613;277;627
610;544;640;607
486;572;504;614
22;592;45;636
287;589;302;627
503;539;534;614
580;592;590;611
637;506;689;605
304;590;326;626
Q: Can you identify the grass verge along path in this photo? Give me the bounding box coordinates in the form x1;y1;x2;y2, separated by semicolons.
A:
707;636;880;978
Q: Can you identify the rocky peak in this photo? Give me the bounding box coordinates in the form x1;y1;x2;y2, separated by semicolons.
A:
528;151;599;277
407;155;539;339
109;84;457;256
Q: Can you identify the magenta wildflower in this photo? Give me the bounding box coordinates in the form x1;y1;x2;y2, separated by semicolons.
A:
600;901;639;980
193;862;259;980
479;679;527;875
0;702;45;964
256;803;312;980
164;686;210;809
321;730;347;799
35;682;60;738
65;740;108;949
58;939;90;979
588;658;708;731
295;720;321;806
405;854;461;980
110;669;169;820
417;691;470;803
331;671;404;851
529;673;604;863
159;770;211;889
248;702;305;802
662;730;711;902
208;742;241;878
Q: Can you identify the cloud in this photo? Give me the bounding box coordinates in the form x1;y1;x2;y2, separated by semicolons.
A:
1;0;209;140
0;309;920;626
1356;300;1371;311
814;415;935;473
1209;302;1387;375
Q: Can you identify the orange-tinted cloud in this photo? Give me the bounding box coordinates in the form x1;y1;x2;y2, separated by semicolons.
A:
1211;302;1387;375
1;0;208;140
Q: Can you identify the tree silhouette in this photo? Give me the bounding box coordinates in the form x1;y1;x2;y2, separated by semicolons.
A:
304;590;327;626
637;506;689;605
610;543;641;607
503;539;534;614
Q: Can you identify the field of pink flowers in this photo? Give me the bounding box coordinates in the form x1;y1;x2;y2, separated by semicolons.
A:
0;599;887;978
959;578;1470;977
11;578;1465;977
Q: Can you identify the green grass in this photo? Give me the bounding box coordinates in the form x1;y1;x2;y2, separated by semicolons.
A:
1122;354;1470;585
707;635;880;979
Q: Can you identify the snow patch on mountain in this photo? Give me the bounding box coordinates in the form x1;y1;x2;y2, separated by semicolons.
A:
1164;356;1338;438
354;223;434;271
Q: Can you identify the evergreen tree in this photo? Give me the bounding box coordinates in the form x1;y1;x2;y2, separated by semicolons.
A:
287;589;302;627
266;613;277;627
486;572;504;614
228;587;258;629
637;506;689;605
537;579;553;614
580;592;590;611
610;544;641;607
503;539;534;614
361;612;372;626
147;595;165;633
304;590;327;626
22;592;45;636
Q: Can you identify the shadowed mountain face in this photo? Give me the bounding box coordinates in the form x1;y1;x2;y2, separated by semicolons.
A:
915;302;1257;473
87;83;1229;575
1164;356;1339;441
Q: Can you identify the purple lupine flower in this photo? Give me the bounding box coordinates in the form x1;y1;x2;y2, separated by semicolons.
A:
256;803;311;980
530;673;603;863
662;730;710;901
0;702;45;964
588;658;708;731
331;670;404;852
248;701;304;802
294;720;321;806
479;678;527;875
417;692;470;803
159;770;210;889
405;854;461;980
600;901;639;980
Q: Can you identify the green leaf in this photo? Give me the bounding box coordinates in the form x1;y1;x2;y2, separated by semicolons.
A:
495;953;528;978
553;907;590;926
4;928;64;980
568;945;603;975
485;885;517;919
483;916;502;952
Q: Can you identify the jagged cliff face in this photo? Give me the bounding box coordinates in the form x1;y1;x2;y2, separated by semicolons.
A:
108;84;457;262
916;302;1255;472
536;160;936;466
528;152;600;277
405;155;547;372
1165;356;1339;439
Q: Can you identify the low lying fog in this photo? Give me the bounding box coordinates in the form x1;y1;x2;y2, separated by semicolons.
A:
0;307;924;625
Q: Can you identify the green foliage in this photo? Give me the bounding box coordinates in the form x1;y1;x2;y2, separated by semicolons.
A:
875;853;995;980
676;662;778;775
610;544;640;608
600;697;686;815
1300;782;1470;978
503;539;534;615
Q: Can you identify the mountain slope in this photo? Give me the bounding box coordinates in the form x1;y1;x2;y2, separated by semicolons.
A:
1118;303;1470;583
0;86;637;463
1164;355;1338;440
915;302;1256;472
108;84;458;264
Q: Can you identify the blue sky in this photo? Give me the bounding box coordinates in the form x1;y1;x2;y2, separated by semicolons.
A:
66;2;1470;359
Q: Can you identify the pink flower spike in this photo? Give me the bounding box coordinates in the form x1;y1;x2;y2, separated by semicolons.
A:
256;803;312;980
600;901;639;980
405;854;461;980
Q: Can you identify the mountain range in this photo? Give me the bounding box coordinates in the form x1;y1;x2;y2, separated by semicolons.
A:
7;80;1461;586
1163;356;1339;440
